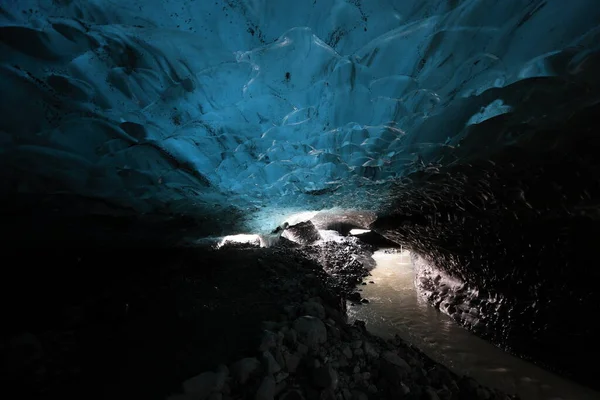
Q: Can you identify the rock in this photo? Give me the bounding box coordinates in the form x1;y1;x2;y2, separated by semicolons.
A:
401;383;411;395
347;292;361;302
368;281;374;284
277;330;285;346
325;305;347;325
280;390;305;400
424;387;440;400
262;350;281;375
351;340;362;350
284;305;297;318
274;348;286;368
342;389;352;400
380;351;411;384
297;343;309;355
363;342;378;358
437;387;452;400
284;220;322;245
284;352;301;373
284;328;298;348
381;351;411;371
353;349;364;357
302;301;326;319
312;364;338;390
275;381;288;397
325;322;341;339
259;330;278;351
182;372;219;399
342;346;353;359
351;390;368;400
255;376;275;400
261;321;281;331
167;395;198;400
293;316;327;348
360;299;369;304
458;376;480;394
231;357;261;384
476;387;491;399
275;371;289;383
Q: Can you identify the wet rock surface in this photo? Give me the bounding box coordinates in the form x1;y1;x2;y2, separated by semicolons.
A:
1;242;514;400
302;237;376;298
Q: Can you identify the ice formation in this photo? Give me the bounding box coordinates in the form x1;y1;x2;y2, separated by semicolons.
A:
1;0;599;229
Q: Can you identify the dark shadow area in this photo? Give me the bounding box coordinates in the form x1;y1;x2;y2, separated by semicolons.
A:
0;247;332;400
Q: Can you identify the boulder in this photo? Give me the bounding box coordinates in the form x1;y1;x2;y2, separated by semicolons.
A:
231;358;261;384
302;301;326;319
293;316;327;348
312;364;338;390
262;350;281;375
182;372;218;399
255;376;275;400
282;221;322;245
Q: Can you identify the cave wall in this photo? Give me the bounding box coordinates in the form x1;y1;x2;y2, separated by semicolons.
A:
372;99;600;387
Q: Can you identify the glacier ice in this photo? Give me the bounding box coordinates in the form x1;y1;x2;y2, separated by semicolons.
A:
1;0;599;231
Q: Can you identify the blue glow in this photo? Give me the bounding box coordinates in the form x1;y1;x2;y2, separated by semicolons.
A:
1;0;599;226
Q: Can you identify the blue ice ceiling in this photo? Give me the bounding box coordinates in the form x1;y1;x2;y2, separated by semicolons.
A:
1;0;599;223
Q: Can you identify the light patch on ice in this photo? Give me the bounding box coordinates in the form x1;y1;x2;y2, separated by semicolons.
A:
284;211;319;225
466;100;513;126
350;229;371;235
317;229;346;243
217;234;260;248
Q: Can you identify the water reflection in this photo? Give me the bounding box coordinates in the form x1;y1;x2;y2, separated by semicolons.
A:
347;250;599;400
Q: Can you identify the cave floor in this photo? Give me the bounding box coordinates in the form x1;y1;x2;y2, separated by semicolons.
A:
2;246;333;400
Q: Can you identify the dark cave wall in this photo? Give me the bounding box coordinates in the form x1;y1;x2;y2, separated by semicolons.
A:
372;101;600;386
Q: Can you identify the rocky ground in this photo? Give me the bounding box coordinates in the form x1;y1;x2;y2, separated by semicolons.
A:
1;238;515;400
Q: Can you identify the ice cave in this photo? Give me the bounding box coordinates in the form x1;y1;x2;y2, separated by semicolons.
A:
1;1;600;399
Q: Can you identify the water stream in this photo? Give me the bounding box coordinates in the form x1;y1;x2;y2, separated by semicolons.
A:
347;250;599;400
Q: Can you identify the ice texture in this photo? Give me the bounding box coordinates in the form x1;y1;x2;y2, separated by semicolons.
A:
1;0;599;222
